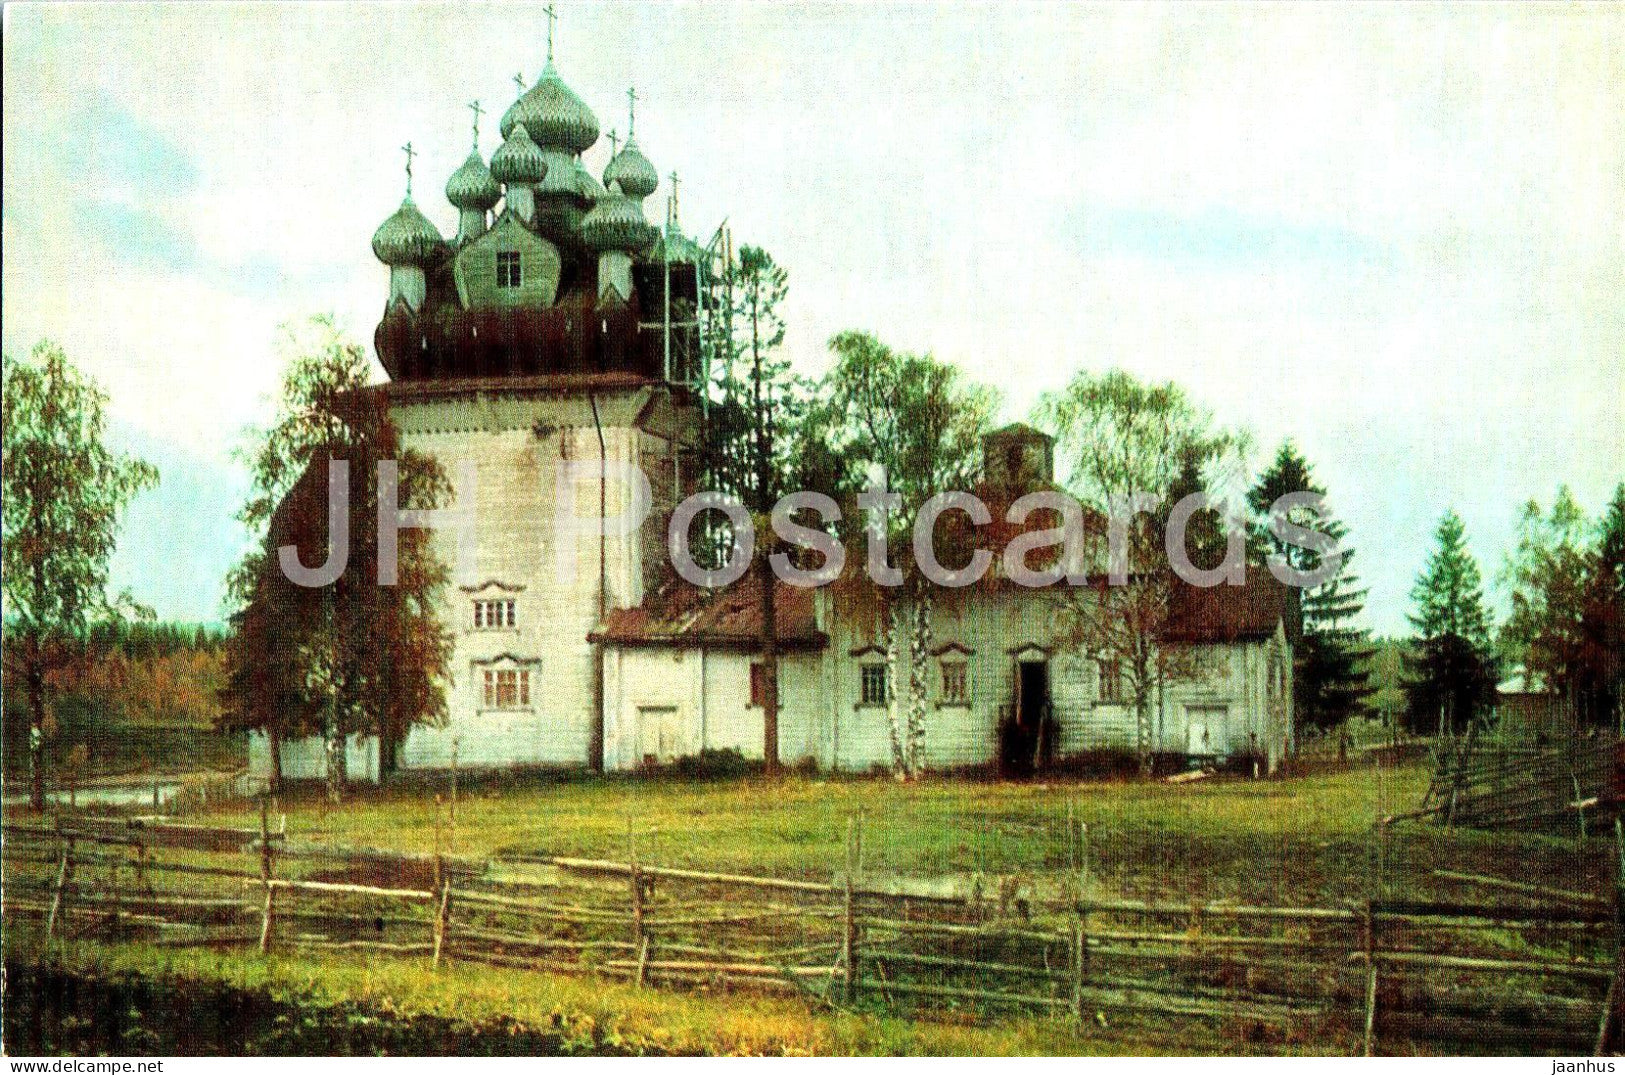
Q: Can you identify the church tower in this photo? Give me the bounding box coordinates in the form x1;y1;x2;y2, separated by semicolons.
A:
366;13;710;774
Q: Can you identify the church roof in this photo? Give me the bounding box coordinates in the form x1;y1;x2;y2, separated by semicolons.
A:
489;122;547;185
603;138;658;201
581;187;658;252
501;61;599;154
446;149;500;210
371;198;444;265
592;575;827;652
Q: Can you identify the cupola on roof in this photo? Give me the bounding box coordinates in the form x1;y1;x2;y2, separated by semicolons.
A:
489;121;547;185
372;197;444;265
502;61;600;154
604;139;658;201
581;184;658;252
446;149;501;210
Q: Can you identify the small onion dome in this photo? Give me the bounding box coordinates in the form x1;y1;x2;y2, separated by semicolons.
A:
603;138;657;201
445;149;500;210
489;122;547;186
650;222;703;264
580;186;658;252
371;198;444;265
500;61;599;155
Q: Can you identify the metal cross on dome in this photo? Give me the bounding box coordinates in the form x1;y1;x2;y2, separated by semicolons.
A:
514;71;525;94
544;2;558;63
469;100;484;147
627;86;638;137
401;141;416;196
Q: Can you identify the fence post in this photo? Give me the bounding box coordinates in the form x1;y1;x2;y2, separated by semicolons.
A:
433;882;452;970
1362;899;1379;1057
258;797;276;954
433;796;445;893
44;834;72;946
629;820;648;987
843;814;859;1003
1596;820;1625;1055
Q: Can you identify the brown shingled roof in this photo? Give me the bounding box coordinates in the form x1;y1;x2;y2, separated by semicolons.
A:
1160;572;1302;645
591;574;827;652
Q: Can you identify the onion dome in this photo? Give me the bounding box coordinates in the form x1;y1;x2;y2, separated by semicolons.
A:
371;198;444;265
650;222;704;265
603;138;658;201
446;149;500;210
500;61;599;154
581;184;658;252
489;122;547;186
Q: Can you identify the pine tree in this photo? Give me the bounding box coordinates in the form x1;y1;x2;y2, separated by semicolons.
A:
701;245;802;774
1403;510;1498;736
1247;441;1374;733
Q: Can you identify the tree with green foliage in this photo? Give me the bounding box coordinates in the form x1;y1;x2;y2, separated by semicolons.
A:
1247;441;1373;734
220;317;453;798
1035;369;1249;772
1499;487;1592;709
2;341;158;809
701;245;806;774
809;331;997;778
1404;510;1498;737
1576;484;1625;728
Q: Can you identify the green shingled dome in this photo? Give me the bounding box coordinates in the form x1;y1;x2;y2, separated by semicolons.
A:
371;198;444;265
446;149;501;210
489;122;547;186
500;61;599;155
581;188;658;252
603;139;658;201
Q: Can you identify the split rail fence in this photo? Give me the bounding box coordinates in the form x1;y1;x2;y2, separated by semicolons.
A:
4;807;1622;1056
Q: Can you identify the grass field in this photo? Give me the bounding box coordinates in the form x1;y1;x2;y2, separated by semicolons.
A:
186;759;1610;906
8;759;1617;1056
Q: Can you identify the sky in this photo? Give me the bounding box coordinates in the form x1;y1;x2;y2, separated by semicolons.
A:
3;1;1622;634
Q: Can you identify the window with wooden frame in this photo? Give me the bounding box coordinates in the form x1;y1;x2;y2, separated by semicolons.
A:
496;251;521;288
474;598;516;629
939;660;970;705
860;663;889;707
481;668;531;709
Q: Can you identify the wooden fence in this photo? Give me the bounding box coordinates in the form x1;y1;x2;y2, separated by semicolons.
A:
1417;734;1619;833
3;807;1622;1057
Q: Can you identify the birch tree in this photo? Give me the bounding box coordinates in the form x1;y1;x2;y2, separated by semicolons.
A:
3;342;158;809
812;332;996;777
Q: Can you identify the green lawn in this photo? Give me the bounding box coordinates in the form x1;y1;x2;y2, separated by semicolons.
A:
190;760;1610;907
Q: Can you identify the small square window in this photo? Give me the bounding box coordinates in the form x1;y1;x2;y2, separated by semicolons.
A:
940;661;969;705
860;663;889;707
496;251;521;288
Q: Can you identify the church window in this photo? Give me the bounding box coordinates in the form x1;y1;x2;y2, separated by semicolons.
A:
474;598;516;629
940;660;969;705
860;663;889;707
496;251;521;288
482;668;531;709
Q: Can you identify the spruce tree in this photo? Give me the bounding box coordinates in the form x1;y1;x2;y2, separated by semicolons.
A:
1247;441;1374;734
1404;510;1498;736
